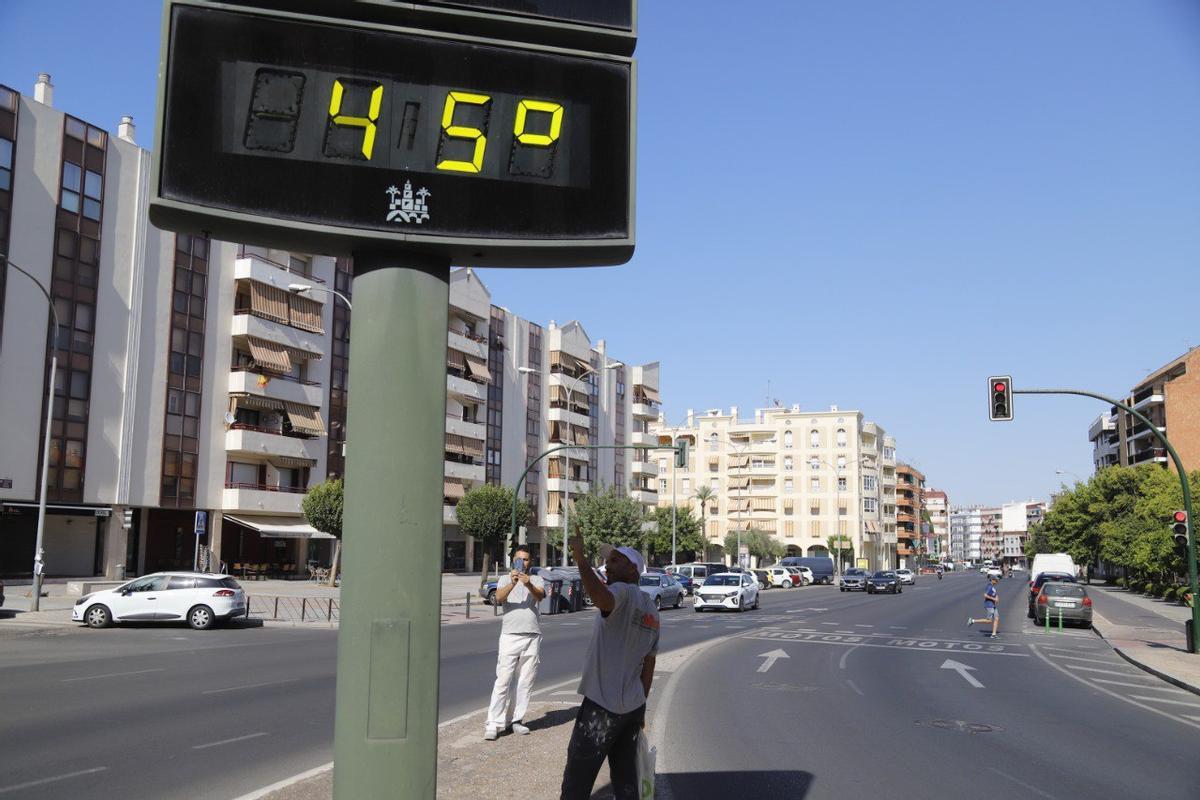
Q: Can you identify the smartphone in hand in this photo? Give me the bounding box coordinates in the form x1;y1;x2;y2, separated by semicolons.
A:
514;557;526;573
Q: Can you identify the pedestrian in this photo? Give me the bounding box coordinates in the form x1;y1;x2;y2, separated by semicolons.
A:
484;546;546;741
560;534;659;800
968;576;1000;638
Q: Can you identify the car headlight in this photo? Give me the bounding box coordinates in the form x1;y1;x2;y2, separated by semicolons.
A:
725;590;738;598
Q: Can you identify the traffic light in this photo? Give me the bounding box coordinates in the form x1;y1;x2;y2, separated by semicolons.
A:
1173;510;1188;549
122;508;133;530
674;439;689;469
988;376;1013;421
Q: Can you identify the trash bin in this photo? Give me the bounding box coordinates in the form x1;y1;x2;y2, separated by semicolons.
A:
539;577;563;615
565;575;586;612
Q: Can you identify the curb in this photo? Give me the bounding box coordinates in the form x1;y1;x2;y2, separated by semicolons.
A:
1090;613;1200;698
230;762;333;800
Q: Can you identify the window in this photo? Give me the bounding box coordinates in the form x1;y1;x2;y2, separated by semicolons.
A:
784;478;794;493
864;497;878;513
710;477;719;491
61;160;81;213
809;456;819;470
863;475;877;492
884;446;895;460
0;137;11;192
82;169;102;220
837;477;848;491
783;430;793;449
659;479;668;492
809;429;820;448
810;477;820;491
836;428;847;447
682;478;690;493
658;461;667;475
837;456;846;469
709;432;719;449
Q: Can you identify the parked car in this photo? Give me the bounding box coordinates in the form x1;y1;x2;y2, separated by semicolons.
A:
1035;582;1092;628
72;572;246;630
867;571;901;594
895;568;916;585
986;566;1003;580
781;556;835;584
1030;553;1077;584
694;572;759;612
1027;571;1077;618
787;566;813;586
672;573;697;596
639;573;684;610
840;568;869;591
670;563;729;587
763;567;794;588
752;570;770;590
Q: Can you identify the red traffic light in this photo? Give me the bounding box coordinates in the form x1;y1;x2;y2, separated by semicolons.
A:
994;383;1006;393
1175;510;1188;523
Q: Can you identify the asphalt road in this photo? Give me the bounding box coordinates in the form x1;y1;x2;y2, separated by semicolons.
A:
0;584;804;800
655;571;1200;799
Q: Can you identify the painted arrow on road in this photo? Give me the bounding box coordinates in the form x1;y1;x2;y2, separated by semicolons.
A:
940;659;984;688
757;649;790;673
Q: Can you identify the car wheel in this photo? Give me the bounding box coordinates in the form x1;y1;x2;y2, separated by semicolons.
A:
898;586;902;594
487;589;496;606
84;604;111;629
753;593;760;610
188;605;215;630
654;596;662;611
1027;606;1034;619
694;605;702;613
673;592;682;609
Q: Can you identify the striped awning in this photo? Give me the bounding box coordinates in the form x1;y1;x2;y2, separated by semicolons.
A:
283;401;326;437
288;293;324;334
465;356;492;382
461;436;484;458
751;497;774;511
247;337;291;374
281;343;321;362
269;455;317;469
444;479;466;500
249;282;290;325
638;386;660;403
447;349;467;369
230;393;284;412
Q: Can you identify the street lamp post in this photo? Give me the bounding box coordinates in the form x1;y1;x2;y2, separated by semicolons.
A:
288;282;353;310
819;456;861;579
4;258;59;611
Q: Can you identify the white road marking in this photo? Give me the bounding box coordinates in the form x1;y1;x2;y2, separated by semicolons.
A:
0;767;108;795
1092;678;1184;692
561;622;579;626
193;732;269;750
726;625;747;629
889;626;908;630
1130;695;1200;709
987;767;1057;799
1029;644;1200;731
854;624;873;628
62;668;165;682
1065;665;1145;677
743;630;1029;657
1048;654;1122;666
756;649;790;673
693;624;711;628
785;609;806;614
846;679;864;696
941;659;984;688
835;630;856;634
551;690;579;696
202;678;301;695
838;644;863;670
820;622;838;626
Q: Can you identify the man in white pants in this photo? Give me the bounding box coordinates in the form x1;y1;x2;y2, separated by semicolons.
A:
485;547;546;740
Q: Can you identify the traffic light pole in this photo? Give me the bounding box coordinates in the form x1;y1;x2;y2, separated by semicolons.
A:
1013;387;1199;654
333;255;450;798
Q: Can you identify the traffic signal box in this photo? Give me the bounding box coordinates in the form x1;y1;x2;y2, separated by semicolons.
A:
1173;510;1189;549
988;376;1013;421
675;439;689;469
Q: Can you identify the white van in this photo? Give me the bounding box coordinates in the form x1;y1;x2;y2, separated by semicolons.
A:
1030;553;1077;584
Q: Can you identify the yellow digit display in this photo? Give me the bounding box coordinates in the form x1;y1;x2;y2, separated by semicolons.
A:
436;91;492;173
328;79;384;159
514;99;564;147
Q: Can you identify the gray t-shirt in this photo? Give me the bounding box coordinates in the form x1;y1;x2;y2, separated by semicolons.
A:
577;580;660;714
498;574;545;635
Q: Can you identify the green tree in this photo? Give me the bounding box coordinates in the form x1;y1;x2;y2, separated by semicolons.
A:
302;478;343;586
455;484;529;592
646;505;704;564
724;528;783;564
826;534;854;572
571;485;647;562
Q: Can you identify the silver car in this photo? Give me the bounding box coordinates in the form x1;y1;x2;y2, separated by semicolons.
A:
638;573;684;610
839;568;869;591
1034;582;1092;628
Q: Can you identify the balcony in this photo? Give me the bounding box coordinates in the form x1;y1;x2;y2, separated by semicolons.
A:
447;373;487;403
545;477;589;495
444;460;485;483
632;402;658;420
1130;447;1169;466
631;461;657;477
1128;422;1165;442
232;313;325;359
226;426;324;462
547;406;590;428
234;254;323;294
447;329;487;360
1133;389;1164;410
630;489;658;506
631;431;659;447
446;416;486;442
229;369;323;408
223;484;305;515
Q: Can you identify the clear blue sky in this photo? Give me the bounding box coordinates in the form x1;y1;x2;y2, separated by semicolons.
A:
4;1;1200;506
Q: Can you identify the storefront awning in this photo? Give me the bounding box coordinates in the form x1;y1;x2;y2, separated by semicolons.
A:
225;514;336;539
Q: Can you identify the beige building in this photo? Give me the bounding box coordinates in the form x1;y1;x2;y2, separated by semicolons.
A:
651;405;897;571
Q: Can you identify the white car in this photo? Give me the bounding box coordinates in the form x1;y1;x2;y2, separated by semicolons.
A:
763;567;795;588
788;566;814;586
694;572;759;612
72;572;247;630
986;567;1003;580
895;568;916;585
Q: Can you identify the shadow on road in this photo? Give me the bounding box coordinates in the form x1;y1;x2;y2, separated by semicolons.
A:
526;706;577;732
662;769;815;796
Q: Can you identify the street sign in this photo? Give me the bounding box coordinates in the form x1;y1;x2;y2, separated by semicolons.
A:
194;510;207;536
150;1;635;266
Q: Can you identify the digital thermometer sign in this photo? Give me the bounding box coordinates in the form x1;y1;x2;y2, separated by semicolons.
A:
150;2;635;266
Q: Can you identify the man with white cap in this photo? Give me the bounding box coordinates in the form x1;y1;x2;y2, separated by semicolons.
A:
560;534;659;799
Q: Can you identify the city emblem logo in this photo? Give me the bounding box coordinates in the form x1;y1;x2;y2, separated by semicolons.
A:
386;180;431;224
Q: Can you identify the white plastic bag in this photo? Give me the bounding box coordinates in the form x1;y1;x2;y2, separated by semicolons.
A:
636;730;656;799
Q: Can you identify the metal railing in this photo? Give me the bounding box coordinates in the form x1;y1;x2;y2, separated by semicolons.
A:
225;481;308;494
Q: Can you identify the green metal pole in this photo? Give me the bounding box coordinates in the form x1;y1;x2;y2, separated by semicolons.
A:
1015;387;1199;654
333;255;450;799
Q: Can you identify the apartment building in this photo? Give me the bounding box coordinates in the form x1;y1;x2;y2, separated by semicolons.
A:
651;405;898;571
924;488;949;562
439;275;662;571
895;463;924;569
949;506;995;564
1086;349;1200;474
0;76;662;579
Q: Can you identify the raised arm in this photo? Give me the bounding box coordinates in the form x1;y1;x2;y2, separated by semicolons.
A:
570;534;615;613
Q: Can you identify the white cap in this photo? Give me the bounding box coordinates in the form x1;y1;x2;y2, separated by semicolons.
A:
599;544;645;575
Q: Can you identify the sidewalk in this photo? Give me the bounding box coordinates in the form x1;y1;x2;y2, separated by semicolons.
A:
1088;583;1200;695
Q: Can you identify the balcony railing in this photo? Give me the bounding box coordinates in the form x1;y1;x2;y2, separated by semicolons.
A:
229;422;317;440
449;327;487;344
233;365;321;387
236;248;327;283
225;481;307;494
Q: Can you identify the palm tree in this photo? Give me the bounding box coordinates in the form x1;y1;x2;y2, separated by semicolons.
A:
692;485;715;560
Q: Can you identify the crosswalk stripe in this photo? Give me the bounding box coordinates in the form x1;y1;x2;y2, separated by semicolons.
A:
1130;695;1200;709
1092;678;1187;693
1047;654;1118;666
1066;665;1144;677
